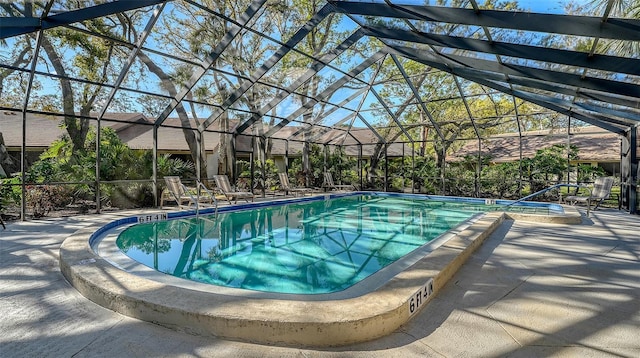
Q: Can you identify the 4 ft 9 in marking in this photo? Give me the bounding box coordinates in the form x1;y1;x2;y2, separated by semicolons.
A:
408;278;434;316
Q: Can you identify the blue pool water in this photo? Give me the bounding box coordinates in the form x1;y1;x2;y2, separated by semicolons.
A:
115;194;548;294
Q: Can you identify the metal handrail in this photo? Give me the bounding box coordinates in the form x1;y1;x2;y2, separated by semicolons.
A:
503;183;592;216
195;180;218;218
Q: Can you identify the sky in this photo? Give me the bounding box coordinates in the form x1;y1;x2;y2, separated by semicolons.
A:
478;0;573;14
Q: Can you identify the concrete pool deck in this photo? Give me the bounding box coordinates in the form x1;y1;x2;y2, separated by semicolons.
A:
1;205;639;356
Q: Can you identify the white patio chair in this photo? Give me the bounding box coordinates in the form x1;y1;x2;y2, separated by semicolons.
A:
163;176;215;209
323;172;355;191
278;173;313;197
213;175;254;204
565;176;614;211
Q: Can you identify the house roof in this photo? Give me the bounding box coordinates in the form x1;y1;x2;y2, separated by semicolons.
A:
0;111;151;148
1;111;411;157
450;126;628;163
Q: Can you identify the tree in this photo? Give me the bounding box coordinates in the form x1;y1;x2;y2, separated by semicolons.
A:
149;0;299;179
481;161;521;198
0;133;14;177
573;0;640;56
1;2;120;153
523;144;578;193
135;51;207;179
277;0;355;185
0;32;32;106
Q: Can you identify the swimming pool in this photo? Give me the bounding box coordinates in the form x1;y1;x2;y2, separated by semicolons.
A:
116;195;480;294
61;192;579;346
112;193;564;295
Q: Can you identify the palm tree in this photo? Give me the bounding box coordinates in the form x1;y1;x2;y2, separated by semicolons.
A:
584;0;640;56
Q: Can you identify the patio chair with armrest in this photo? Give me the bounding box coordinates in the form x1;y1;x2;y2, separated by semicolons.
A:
323;172;355;191
163;176;215;209
213;175;254;204
278;172;313;197
565;176;614;211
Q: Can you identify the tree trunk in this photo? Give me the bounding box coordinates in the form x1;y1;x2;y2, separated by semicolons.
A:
40;36;90;152
137;51;207;179
218;112;229;174
0;132;12;177
419;115;428;157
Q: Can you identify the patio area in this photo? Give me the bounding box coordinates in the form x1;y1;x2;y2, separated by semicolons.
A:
2;2;639;355
1;206;638;357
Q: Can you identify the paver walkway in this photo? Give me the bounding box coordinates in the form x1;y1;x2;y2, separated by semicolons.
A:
1;208;638;357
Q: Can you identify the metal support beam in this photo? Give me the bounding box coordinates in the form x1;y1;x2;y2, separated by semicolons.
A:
1;0;166;39
95;2;166;213
305;114;356;143
365;26;640;77
630;126;638;214
338;116;362;147
384;144;388;191
411;146;415;194
153;126;159;206
249;139;255;193
312;56;387;145
390;54;444;142
387;46;628;134
20;36;42;220
286;88;367;141
503;76;640;110
475;78;626;134
391;45;640;104
330;1;640;41
451;76;481;197
260;136;266;197
357;113;387;143
265;51;386;138
323;145;328;182
368;86;416;144
154;0;267;128
284;140;289;176
362;56;415;143
235;29;366;135
19;1;51;220
198;5;334;132
512;96;524;197
359;144;363;189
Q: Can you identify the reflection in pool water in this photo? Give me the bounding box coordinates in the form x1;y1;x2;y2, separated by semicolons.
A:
117;195;477;294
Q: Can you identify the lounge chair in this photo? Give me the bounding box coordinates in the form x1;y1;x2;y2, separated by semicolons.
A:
278;172;313;197
213;175;254;204
162;176;215;209
565;176;614;211
323;172;355;191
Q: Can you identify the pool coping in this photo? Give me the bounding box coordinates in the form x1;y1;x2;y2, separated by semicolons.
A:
59;197;582;347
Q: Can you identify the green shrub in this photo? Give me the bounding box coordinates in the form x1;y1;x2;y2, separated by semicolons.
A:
481;162;521;198
24;127;195;212
25;185;73;218
0;176;21;210
238;159;279;190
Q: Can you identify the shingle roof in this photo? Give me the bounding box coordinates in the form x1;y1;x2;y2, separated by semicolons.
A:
2;112;631;161
0;111;411;156
0;111;150;148
450;127;626;163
